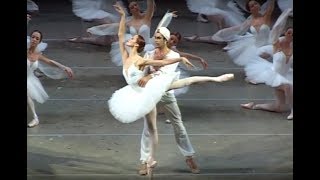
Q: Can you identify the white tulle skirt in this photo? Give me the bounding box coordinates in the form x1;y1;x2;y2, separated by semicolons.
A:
108;72;179;123
71;0;119;22
27;72;49;104
186;0;245;27
226;35;273;66
244;59;293;87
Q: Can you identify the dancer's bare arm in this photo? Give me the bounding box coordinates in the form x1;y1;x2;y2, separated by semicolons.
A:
144;0;155;22
173;48;208;69
264;0;275;25
38;54;74;79
114;3;128;63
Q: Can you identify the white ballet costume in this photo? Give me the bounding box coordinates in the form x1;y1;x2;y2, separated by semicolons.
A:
110;24;155;66
186;0;246;27
244;51;293;87
108;64;179;123
71;0;120;22
226;24;273;66
27;59;49;103
27;36;68;103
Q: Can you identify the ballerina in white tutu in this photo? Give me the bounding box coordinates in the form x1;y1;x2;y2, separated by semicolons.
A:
109;3;234;123
108;4;234;172
27;30;74;127
241;23;293;120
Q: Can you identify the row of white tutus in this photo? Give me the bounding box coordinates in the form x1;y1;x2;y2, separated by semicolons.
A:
186;0;246;27
108;65;179;123
71;0;120;22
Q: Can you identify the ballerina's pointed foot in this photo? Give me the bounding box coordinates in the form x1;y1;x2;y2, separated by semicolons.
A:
215;73;234;82
28;118;39;128
184;35;199;41
147;159;157;178
241;102;255;109
287;112;293;120
147;160;157;168
68;37;80;42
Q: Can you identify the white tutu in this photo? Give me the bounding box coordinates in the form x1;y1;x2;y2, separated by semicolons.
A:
108;65;179;123
27;60;49;103
71;0;119;22
245;52;293;87
226;24;272;66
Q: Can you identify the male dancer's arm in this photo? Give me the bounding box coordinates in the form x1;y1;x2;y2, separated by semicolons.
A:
138;50;180;87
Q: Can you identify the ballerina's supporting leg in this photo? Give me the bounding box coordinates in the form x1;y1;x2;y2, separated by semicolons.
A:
168;74;234;90
27;93;39;127
282;84;293;120
145;108;158;169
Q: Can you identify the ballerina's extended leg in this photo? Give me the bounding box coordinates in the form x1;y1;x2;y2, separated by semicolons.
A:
168;74;234;90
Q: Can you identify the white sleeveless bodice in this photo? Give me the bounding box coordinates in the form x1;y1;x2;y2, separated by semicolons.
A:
129;24;151;44
250;24;271;47
122;64;148;87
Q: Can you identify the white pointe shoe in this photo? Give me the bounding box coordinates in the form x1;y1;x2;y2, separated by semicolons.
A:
216;74;234;82
28;118;39;128
146;157;158;178
287;113;293;120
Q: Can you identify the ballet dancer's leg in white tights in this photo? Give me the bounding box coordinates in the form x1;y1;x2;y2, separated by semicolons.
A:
241;84;292;119
144;108;158;169
27;93;39;127
168;74;234;90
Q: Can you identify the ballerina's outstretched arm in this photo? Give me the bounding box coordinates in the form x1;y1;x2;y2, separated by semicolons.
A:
38;54;74;79
114;3;128;65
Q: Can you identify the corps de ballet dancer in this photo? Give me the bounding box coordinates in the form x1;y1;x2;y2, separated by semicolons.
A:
27;30;74;127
